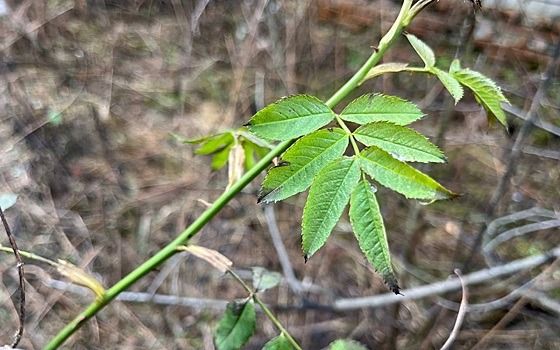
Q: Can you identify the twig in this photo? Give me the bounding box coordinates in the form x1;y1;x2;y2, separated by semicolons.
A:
502;103;560;138
435;278;560;316
45;279;229;310
263;205;324;295
522;145;560;161
440;269;468;350
471;257;560;350
334;246;560;310
482;208;560;267
484;219;560;257
0;207;25;348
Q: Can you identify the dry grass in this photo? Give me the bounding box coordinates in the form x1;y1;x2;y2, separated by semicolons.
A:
0;0;559;349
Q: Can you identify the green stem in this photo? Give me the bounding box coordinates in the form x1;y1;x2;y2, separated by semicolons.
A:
335;116;361;155
228;269;302;349
0;246;59;267
404;67;429;73
46;1;417;347
254;295;302;350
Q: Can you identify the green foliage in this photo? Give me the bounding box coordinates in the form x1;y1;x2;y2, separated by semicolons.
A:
350;181;399;293
340;93;424;125
359;147;458;200
328;339;368;350
353;122;445;163
176;129;272;171
252;267;282;293
301;157;361;260
430;67;464;103
262;334;294;350
406;33;465;104
450;59;510;127
215;298;256;350
405;33;435;67
258;128;349;203
247;95;336;141
239;90;459;294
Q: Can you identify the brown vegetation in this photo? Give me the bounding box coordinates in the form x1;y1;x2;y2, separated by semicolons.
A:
1;0;559;349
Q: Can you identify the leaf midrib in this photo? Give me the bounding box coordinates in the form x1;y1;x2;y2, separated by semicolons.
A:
355;132;442;161
360;151;439;195
305;160;356;252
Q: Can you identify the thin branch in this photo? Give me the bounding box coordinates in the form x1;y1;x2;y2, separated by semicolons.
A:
482;207;560;267
440;269;468;350
471;258;560;350
0;207;25;348
45;279;228;310
484;219;560;256
263;205;325;295
334;246;560;310
435;275;560;316
503;103;560;138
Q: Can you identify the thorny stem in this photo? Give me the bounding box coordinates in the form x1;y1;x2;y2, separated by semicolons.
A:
46;1;420;348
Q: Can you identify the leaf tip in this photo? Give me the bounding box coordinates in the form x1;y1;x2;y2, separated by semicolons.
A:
304;254;310;263
390;283;402;295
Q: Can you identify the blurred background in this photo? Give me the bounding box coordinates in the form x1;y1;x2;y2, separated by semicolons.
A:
0;0;559;349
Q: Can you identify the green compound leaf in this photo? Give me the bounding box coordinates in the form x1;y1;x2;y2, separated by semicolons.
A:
215;298;256;350
430;67;464;104
340;94;424;126
362;62;409;82
262;334;294;350
450;59;509;127
252;267;282;293
405;33;436;68
247;95;336;141
302;157;361;261
359;147;458;200
354;122;445;163
328;339;368;350
258;128;349;203
350;181;399;294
